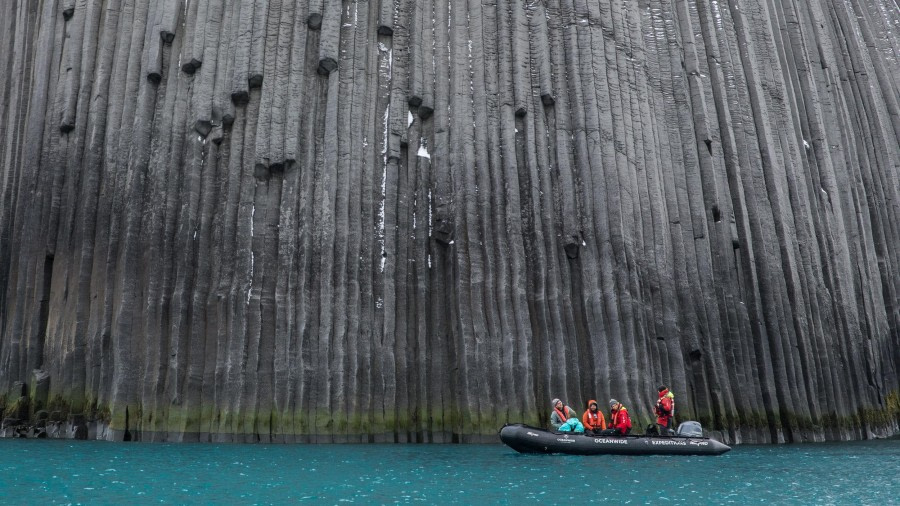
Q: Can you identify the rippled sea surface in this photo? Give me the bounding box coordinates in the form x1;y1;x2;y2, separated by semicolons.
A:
1;438;898;504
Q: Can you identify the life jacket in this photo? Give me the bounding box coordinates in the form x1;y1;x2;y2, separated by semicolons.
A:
612;405;632;433
554;407;570;422
656;390;673;415
583;400;606;430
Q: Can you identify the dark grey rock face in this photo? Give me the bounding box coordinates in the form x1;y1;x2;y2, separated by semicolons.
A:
0;0;898;444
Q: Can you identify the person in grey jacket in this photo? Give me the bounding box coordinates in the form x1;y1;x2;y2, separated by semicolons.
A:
550;398;577;430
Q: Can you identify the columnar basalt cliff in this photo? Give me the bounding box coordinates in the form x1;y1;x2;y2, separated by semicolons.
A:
1;0;898;443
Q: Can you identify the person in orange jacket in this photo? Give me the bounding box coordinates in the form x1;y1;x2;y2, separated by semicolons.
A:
582;399;607;434
655;385;675;435
607;399;632;435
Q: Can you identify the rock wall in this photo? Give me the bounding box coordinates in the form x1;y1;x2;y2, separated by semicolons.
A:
1;0;898;443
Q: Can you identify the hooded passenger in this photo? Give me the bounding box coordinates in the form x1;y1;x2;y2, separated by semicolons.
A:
582;399;607;433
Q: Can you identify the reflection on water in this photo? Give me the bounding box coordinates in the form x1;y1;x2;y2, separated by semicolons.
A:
1;438;898;503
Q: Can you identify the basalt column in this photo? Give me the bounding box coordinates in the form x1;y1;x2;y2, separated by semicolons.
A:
1;0;898;443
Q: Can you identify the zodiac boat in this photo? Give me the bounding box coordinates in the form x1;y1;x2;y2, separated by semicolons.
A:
499;422;731;456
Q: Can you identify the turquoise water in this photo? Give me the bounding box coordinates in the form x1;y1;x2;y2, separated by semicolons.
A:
1;438;898;504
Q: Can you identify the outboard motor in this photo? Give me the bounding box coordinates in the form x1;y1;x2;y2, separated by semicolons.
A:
676;421;703;437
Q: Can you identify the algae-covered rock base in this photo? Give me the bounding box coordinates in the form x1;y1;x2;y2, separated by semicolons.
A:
1;0;898;444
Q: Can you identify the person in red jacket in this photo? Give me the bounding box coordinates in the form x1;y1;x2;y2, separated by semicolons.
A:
607;399;632;435
655;385;675;435
582;399;607;434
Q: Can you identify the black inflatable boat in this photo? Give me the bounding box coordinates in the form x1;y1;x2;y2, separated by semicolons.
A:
499;423;731;456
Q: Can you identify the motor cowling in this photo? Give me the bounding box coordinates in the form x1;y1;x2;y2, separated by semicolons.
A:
676;421;703;437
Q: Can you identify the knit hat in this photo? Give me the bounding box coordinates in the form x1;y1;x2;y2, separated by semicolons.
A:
658;385;667;392
552;398;561;407
609;399;619;409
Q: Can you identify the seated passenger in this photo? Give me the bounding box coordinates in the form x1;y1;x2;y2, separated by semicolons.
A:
582;399;607;434
598;399;632;435
550;398;576;430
